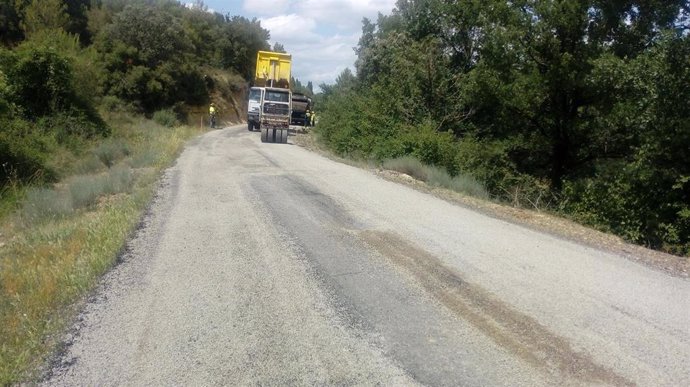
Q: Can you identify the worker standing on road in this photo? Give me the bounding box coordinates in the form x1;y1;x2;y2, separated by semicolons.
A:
305;109;311;127
310;110;316;127
209;103;217;128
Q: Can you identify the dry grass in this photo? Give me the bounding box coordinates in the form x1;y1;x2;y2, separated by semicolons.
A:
0;112;201;384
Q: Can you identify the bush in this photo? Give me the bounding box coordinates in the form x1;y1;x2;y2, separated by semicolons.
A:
383;156;489;199
426;167;489;199
128;148;158;168
93;139;129;168
383;156;430;181
67;167;133;208
68;174;106;208
104;166;133;194
22;187;73;221
100;95;135;113
4;47;74;118
0;119;55;185
72;154;105;174
152;108;178;127
400;123;458;174
37;110;109;144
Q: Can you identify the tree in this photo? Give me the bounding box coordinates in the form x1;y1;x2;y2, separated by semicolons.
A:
21;0;69;37
0;0;27;46
272;42;285;53
64;0;93;43
99;4;192;67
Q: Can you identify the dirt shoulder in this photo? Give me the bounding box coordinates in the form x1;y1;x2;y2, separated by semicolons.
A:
292;130;689;279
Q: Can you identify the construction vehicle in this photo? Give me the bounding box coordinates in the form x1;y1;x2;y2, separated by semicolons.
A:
250;51;291;143
247;87;262;131
291;93;311;126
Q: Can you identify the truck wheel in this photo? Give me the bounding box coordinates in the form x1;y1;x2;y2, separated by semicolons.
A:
281;129;288;143
248;122;253;131
260;128;268;142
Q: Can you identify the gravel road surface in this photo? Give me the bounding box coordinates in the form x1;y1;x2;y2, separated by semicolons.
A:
44;125;690;386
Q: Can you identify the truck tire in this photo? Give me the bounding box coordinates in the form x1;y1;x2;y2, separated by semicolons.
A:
280;129;288;143
260;128;268;142
248;122;253;131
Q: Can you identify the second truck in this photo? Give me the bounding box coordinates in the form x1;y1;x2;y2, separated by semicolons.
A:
249;51;291;143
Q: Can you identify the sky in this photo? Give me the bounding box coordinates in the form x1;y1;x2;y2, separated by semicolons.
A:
196;0;397;88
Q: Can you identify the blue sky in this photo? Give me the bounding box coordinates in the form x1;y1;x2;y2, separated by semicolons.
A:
191;1;397;87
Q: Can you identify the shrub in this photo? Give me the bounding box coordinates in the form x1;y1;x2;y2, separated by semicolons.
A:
152;108;178;127
22;187;73;221
68;174;106;208
100;95;135;113
72;154;105;174
427;166;489;199
0;118;55;185
5;47;74;118
383;156;489;199
383;156;430;181
67;167;133;209
93;139;129;168
37;110;109;144
104;166;133;194
128;148;158;168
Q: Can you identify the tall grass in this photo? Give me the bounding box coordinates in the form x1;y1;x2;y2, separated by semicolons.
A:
0;112;200;384
383;156;489;199
22;188;74;221
93;138;129;168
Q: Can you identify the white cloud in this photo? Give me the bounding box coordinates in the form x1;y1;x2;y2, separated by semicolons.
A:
242;0;292;16
285;33;360;87
295;0;396;30
260;14;319;42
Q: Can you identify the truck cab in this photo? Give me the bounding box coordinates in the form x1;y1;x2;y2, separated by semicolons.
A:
247;87;264;131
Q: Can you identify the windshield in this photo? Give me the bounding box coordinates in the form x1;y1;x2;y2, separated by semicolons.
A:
265;90;290;103
249;89;262;102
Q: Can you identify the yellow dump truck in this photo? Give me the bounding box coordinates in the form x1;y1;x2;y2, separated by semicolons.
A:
249;51;292;143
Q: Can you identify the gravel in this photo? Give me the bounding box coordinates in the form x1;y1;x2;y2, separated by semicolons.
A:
43;125;690;386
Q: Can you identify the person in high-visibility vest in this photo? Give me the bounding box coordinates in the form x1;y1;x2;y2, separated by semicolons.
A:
310;110;316;126
209;103;217;128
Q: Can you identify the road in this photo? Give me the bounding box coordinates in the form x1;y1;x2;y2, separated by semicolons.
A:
44;125;690;386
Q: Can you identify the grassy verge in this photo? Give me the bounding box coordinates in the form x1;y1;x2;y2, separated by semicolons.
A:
0;112;201;384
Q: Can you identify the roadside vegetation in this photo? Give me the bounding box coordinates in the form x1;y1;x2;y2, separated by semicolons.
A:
316;1;690;256
0;0;272;383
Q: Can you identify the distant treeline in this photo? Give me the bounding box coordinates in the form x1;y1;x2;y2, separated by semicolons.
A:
316;0;689;255
1;0;271;185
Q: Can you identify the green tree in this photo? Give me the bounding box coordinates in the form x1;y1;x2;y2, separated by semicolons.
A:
20;0;68;37
319;0;690;254
0;0;27;46
99;4;191;67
